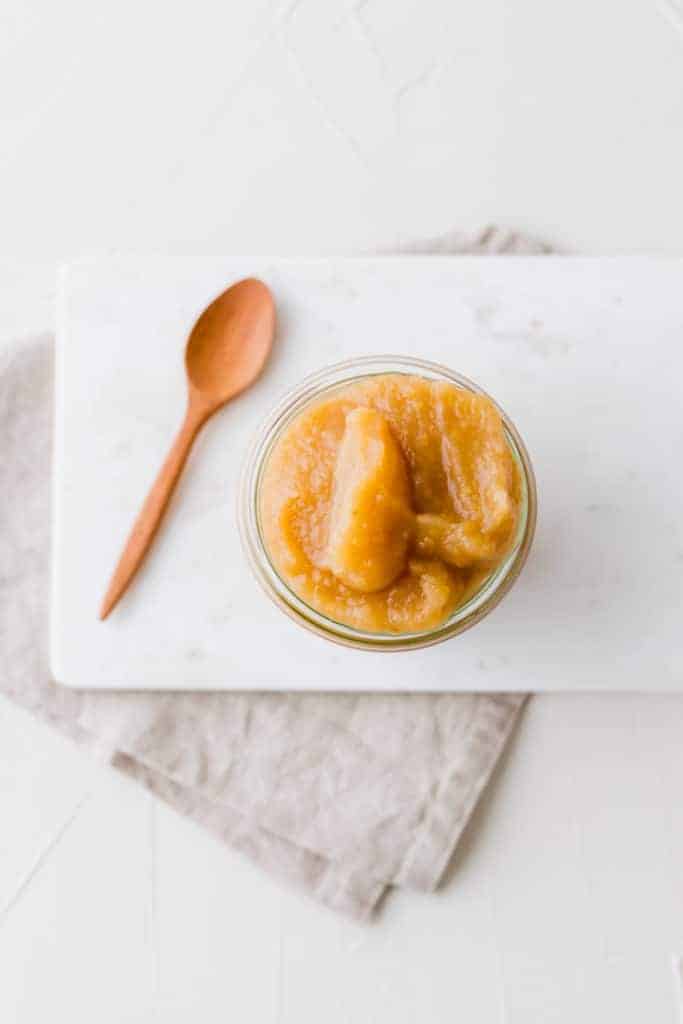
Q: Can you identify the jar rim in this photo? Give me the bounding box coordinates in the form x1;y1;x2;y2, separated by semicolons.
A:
238;356;537;652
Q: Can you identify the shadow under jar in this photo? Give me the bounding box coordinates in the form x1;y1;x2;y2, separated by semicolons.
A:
239;356;537;651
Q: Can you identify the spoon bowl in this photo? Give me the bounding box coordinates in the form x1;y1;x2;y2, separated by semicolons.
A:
186;278;275;409
99;277;276;619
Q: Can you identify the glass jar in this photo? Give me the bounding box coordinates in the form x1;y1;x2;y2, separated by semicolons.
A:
238;356;537;651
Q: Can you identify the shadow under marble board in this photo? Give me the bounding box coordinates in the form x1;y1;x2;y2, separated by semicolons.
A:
52;255;683;691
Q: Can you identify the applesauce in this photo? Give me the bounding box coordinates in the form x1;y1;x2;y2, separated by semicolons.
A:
257;371;523;635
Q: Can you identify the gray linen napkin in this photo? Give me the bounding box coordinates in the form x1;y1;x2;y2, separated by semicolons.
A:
0;227;544;918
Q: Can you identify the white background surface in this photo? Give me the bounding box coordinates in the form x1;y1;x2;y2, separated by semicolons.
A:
54;256;683;692
3;0;683;1020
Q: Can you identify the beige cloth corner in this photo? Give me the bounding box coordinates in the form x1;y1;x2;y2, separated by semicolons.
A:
0;228;542;918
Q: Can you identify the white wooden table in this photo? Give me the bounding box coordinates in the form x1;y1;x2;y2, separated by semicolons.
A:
3;1;683;1020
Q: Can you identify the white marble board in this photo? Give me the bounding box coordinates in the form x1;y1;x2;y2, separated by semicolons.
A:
51;256;683;691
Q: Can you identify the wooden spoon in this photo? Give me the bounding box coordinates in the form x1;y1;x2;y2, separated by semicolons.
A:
99;277;276;620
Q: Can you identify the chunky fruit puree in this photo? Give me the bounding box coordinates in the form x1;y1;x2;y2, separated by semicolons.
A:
260;374;520;633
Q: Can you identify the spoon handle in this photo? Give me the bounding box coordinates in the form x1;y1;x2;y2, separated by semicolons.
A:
99;406;205;620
